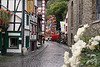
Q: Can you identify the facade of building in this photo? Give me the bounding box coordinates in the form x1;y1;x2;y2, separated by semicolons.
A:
59;12;68;42
37;0;48;45
65;12;68;38
0;0;38;55
68;0;100;45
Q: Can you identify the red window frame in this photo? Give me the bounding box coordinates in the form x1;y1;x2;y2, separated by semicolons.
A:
32;24;34;35
66;26;67;31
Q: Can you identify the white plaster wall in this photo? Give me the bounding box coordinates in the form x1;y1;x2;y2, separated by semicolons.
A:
34;0;37;6
7;24;14;31
1;0;7;8
9;0;14;11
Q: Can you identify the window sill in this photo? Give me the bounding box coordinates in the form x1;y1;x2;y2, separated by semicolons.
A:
92;20;100;24
8;47;19;49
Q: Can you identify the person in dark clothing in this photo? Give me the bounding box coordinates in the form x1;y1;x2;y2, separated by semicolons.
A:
43;37;45;44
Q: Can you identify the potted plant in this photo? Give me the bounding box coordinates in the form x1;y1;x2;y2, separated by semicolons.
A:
0;8;13;26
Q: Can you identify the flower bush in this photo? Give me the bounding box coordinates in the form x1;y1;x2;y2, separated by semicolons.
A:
62;24;100;67
0;8;13;25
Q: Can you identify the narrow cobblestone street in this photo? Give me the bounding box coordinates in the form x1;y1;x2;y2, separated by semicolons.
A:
0;41;70;67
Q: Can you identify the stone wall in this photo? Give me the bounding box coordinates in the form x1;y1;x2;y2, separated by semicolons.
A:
67;0;99;45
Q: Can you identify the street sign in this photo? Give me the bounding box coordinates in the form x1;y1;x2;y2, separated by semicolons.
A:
27;0;34;12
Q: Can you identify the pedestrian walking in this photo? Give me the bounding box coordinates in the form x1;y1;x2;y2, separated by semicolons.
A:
43;37;45;44
48;37;49;41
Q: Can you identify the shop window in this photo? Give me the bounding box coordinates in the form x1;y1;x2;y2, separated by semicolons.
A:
9;38;18;48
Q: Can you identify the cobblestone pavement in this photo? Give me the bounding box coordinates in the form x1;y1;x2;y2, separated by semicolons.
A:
0;41;70;67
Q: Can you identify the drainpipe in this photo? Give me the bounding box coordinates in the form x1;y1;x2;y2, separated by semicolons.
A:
76;0;78;32
22;0;25;55
37;16;39;43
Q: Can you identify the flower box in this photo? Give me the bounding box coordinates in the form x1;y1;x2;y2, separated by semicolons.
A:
0;8;13;26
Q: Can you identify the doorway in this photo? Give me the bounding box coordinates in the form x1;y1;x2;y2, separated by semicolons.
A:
1;34;5;55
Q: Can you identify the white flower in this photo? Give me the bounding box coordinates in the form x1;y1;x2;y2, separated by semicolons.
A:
91;40;99;45
62;64;67;67
72;46;81;56
87;45;90;49
64;51;69;57
94;36;100;41
72;40;86;56
69;56;80;67
77;27;84;37
83;24;89;29
73;50;81;57
89;45;95;50
64;51;69;64
90;54;96;57
74;35;80;42
75;40;86;48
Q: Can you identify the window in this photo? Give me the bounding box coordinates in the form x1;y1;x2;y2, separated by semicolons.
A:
79;0;83;25
35;6;37;17
71;33;73;43
9;38;18;48
26;36;29;48
37;0;42;7
71;1;73;27
97;0;100;19
32;24;34;35
35;25;36;34
66;26;67;31
26;15;29;25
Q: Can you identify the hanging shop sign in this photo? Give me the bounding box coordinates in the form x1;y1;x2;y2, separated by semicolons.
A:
27;0;34;12
60;21;65;32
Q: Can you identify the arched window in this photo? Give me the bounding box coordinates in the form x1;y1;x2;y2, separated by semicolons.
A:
71;1;73;27
79;0;83;25
97;0;100;19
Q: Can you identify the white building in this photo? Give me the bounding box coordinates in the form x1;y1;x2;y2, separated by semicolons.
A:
0;0;37;55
